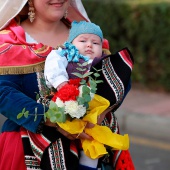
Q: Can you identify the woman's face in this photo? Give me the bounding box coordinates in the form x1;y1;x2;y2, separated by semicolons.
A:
32;0;70;22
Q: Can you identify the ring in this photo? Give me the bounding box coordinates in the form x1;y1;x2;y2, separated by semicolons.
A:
76;133;81;139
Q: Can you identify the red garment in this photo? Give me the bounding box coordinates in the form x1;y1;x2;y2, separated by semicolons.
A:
0;132;26;170
113;150;135;170
0;19;52;74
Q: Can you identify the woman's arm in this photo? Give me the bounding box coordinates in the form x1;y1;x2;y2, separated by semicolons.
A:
0;77;46;133
97;79;132;125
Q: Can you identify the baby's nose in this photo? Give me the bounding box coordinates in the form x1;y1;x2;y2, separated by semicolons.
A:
87;42;92;47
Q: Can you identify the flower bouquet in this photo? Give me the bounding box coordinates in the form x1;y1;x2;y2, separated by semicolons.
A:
44;62;129;159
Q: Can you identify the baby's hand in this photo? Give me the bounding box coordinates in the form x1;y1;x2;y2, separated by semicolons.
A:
57;81;68;91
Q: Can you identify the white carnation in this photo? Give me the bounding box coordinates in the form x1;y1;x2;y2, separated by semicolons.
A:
64;100;86;119
55;98;65;108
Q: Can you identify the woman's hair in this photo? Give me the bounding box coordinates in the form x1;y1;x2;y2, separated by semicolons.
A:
15;2;29;23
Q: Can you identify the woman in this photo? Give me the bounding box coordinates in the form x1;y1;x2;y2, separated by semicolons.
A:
0;0;135;169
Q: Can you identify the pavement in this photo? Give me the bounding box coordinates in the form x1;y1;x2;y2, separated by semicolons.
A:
116;88;170;140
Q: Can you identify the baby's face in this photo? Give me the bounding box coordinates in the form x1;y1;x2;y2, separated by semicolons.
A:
72;34;103;59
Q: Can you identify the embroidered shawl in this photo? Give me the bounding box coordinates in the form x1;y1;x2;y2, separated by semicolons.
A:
0;19;53;75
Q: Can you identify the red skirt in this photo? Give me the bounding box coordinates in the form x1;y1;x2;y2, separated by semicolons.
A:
0;131;26;170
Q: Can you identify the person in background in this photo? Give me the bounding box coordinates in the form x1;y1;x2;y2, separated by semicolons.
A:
0;0;135;169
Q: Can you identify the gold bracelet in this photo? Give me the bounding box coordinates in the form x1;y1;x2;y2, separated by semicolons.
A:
76;122;87;138
76;133;81;139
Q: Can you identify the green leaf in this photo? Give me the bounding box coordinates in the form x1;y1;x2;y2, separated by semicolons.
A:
77;97;85;105
92;67;102;72
24;111;29;118
77;63;83;67
35;92;40;101
90;89;96;93
80;79;86;85
91;85;97;90
91;84;97;89
96;80;103;84
22;108;26;113
56;113;67;123
17;113;23;119
17;108;30;119
45;109;54;118
72;72;83;78
82;62;88;66
82;72;93;78
50;116;57;123
84;94;91;102
58;107;65;113
49;101;57;110
82;86;90;93
92;67;98;71
89;80;97;87
94;73;100;78
76;68;87;72
84;102;89;109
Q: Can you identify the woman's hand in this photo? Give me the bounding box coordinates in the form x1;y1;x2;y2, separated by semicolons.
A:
56;122;94;140
45;119;94;140
45;118;57;127
97;105;116;124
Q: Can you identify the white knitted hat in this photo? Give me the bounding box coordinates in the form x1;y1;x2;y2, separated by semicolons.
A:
0;0;90;30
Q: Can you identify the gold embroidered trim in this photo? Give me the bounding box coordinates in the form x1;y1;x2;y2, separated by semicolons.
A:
0;61;45;75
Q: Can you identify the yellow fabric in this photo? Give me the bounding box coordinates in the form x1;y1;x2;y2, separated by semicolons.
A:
57;94;129;159
83;125;129;159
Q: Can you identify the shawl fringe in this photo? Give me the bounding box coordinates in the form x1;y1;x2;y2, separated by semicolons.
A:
0;62;45;75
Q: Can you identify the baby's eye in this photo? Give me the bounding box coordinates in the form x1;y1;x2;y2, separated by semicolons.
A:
79;40;86;42
93;42;100;45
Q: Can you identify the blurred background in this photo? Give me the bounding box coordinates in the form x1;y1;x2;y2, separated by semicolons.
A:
83;0;170;92
82;0;170;169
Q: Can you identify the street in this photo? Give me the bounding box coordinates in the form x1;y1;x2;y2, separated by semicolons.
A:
121;131;170;170
116;88;170;170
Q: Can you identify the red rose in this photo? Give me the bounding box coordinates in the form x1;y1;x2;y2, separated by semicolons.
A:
69;78;81;87
56;84;79;102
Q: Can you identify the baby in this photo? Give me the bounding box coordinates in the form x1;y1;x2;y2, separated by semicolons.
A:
44;20;103;91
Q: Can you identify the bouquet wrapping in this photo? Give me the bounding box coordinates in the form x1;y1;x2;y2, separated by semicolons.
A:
48;78;129;159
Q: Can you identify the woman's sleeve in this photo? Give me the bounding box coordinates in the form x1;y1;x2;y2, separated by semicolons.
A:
0;79;47;133
44;49;69;89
